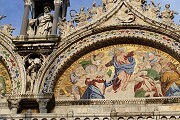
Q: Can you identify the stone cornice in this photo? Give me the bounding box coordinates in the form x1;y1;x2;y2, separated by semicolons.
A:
55;97;180;106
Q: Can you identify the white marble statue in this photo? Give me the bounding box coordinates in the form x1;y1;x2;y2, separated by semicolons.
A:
71;6;91;28
36;6;53;35
159;4;178;25
26;58;41;93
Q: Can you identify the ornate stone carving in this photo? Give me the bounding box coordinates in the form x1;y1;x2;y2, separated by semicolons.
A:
159;4;178;25
114;5;135;23
88;2;104;21
25;55;42;93
144;0;160;19
130;0;147;12
0;24;15;36
27;5;53;35
102;0;116;11
70;6;91;28
8;98;20;114
37;98;50;113
58;19;75;37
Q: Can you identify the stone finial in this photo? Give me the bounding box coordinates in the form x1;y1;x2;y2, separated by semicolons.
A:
159;4;178;25
0;24;15;36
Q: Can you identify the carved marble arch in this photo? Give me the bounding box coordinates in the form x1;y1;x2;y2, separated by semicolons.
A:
0;31;25;94
37;0;180;97
37;27;180;96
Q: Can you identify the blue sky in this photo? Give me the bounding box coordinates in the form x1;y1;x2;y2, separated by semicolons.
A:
0;0;179;36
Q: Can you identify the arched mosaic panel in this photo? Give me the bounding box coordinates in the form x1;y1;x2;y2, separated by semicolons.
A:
54;44;180;100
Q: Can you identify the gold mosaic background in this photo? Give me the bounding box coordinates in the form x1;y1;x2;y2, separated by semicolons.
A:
54;44;180;100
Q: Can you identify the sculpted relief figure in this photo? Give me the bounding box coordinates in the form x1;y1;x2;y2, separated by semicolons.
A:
144;0;160;19
70;6;91;28
88;2;104;21
58;18;75;37
159;4;178;25
102;0;116;11
0;24;15;36
130;0;147;12
27;5;53;35
26;58;42;93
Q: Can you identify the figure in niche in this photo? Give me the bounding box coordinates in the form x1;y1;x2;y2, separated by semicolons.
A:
102;0;116;11
159;4;178;25
0;24;15;36
130;0;147;12
144;0;161;19
103;48;136;93
70;6;91;28
36;5;53;35
88;2;104;21
26;58;42;93
27;5;53;35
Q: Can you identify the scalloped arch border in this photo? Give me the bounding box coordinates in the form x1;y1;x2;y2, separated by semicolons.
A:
38;29;180;93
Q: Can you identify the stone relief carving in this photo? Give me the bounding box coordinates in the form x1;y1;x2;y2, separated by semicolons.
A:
114;5;135;23
58;18;75;37
144;0;160;20
25;54;43;93
130;0;147;12
27;5;53;35
102;0;116;11
88;2;104;21
159;4;178;25
0;24;15;36
70;6;91;28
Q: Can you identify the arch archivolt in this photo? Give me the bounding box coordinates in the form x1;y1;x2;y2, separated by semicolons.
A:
0;32;25;94
38;28;180;94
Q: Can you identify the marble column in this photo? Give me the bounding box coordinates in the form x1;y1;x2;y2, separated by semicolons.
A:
51;0;62;35
20;0;32;35
37;99;50;113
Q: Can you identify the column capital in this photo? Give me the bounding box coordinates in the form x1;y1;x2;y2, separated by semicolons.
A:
24;0;32;6
54;0;62;4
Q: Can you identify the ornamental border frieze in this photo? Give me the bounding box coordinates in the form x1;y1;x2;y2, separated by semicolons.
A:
0;32;23;94
40;29;180;93
55;97;180;106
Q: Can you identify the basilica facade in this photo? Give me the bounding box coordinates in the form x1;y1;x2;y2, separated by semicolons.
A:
0;0;180;119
